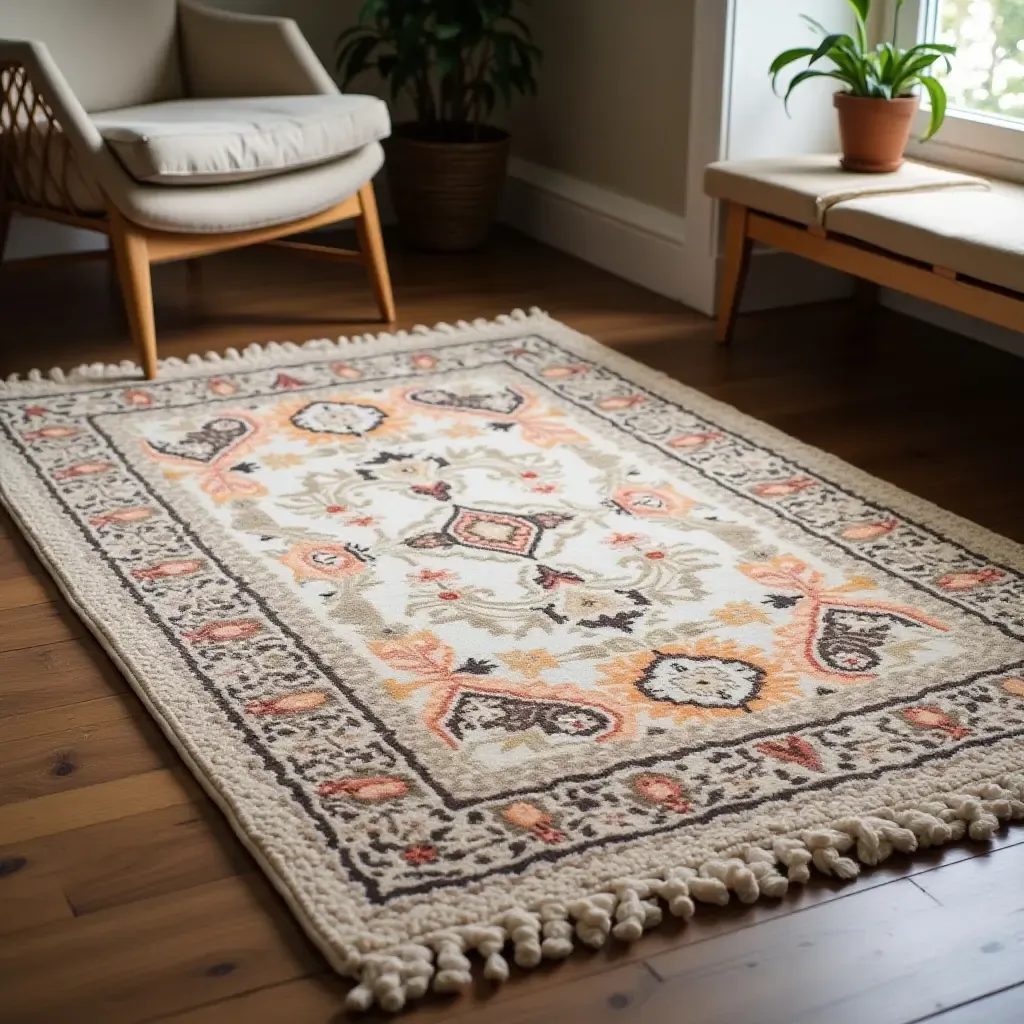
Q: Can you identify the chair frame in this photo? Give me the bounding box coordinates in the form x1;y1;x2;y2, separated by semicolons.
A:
0;59;396;380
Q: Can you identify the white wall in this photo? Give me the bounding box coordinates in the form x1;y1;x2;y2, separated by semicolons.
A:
679;0;858;315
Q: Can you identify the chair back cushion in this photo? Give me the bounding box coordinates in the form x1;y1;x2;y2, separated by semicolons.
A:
0;0;183;111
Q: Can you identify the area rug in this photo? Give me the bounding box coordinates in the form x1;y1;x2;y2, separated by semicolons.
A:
2;310;1023;1011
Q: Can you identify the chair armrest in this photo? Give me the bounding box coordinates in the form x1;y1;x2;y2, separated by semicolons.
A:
0;39;136;209
178;1;339;98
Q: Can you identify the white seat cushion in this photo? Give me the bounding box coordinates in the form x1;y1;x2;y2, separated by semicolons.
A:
92;94;390;185
705;155;988;226
826;182;1024;296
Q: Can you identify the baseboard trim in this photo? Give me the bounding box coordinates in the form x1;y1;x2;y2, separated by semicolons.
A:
500;157;688;302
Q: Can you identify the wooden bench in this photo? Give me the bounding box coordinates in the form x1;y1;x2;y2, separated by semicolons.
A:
705;155;1024;342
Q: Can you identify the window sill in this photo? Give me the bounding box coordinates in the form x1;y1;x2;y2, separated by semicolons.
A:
910;109;1024;184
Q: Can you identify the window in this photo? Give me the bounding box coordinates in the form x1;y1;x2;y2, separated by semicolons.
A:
890;0;1024;176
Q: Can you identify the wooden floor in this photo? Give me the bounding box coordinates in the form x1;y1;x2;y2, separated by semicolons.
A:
1;228;1023;1024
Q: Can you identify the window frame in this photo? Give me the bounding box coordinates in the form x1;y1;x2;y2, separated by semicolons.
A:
884;0;1024;179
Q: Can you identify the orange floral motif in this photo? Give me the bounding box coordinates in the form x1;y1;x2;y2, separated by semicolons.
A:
143;411;267;504
596;637;799;728
279;542;365;582
739;555;949;681
371;631;624;744
712;601;772;626
499;649;560;678
612;484;695;520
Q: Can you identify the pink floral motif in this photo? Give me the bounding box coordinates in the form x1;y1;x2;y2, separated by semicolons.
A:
840;519;899;542
23;426;79;442
123;389;153;407
410;569;457;583
319;776;410;801
752;477;817;498
402;845;437;865
208;377;239;396
667;431;723;449
331;362;363;380
597;395;646;411
88;507;153;528
132;558;204;580
631;774;691;813
184;620;263;643
246;691;329;716
903;706;972;739
411;354;437;370
53;461;113;480
502;801;565;843
937;569;1006;591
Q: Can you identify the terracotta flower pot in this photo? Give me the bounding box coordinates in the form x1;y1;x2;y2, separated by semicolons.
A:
834;93;920;173
384;123;511;252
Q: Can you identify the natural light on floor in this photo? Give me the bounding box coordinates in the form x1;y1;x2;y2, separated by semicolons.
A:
935;0;1024;122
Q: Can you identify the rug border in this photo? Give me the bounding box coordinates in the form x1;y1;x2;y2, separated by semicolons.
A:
2;309;1022;1013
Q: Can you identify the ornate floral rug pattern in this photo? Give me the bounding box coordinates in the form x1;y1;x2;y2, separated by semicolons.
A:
2;311;1023;1010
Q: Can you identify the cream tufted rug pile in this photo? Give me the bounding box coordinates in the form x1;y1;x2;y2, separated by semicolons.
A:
2;311;1023;1011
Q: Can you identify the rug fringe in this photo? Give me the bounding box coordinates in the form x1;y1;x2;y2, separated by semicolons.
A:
343;775;1024;1012
0;308;555;395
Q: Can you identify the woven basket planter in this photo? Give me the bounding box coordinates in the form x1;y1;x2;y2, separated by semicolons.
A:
385;124;511;252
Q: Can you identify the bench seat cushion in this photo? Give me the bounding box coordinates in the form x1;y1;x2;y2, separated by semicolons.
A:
705;155;988;226
826;183;1024;296
92;93;391;185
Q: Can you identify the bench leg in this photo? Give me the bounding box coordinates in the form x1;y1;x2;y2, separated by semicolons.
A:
716;202;752;345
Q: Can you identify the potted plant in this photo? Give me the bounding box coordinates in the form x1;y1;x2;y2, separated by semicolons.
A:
769;0;956;172
337;0;541;251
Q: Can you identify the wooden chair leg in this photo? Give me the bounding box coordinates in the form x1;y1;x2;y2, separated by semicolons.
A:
108;210;159;379
716;202;753;345
355;182;396;323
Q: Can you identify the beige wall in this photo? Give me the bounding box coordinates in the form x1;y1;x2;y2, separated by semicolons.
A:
508;0;693;217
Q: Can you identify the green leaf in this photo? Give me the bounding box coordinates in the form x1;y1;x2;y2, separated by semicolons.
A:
845;0;869;52
809;34;848;65
769;47;815;92
918;74;947;140
783;68;854;112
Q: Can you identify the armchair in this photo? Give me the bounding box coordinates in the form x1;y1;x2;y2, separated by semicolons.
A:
0;0;396;379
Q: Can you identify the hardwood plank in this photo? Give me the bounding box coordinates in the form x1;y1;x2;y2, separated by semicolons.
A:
0;570;55;611
0;636;128;718
0;770;193;844
0;868;73;937
154;961;662;1024
0;873;323;1024
0;600;86;652
0;693;134;744
0;800;252;917
924;983;1024;1023
0;702;168;806
910;840;1024;910
645;876;1024;1024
